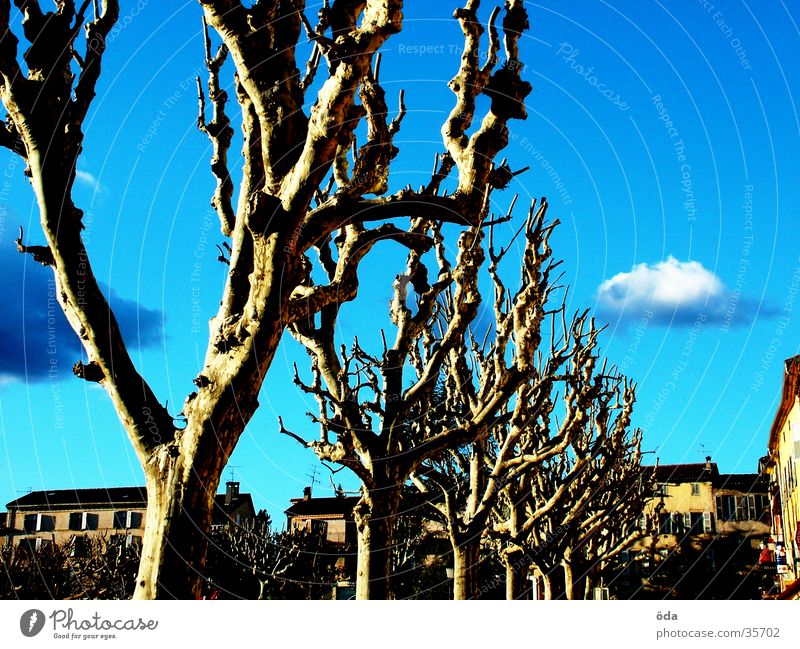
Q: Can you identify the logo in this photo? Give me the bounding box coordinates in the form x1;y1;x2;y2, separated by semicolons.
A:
20;609;46;637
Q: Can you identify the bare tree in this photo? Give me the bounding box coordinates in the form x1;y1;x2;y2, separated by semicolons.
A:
490;381;644;599
559;438;652;600
1;535;140;599
205;520;338;599
285;199;592;599
410;306;609;599
0;0;532;598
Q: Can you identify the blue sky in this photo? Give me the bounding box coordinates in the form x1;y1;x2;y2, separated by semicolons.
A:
1;1;798;522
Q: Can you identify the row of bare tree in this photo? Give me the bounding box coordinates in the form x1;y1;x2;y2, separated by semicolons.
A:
1;0;649;598
286;199;655;599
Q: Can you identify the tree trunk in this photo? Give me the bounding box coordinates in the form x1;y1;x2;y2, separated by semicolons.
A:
562;559;574;600
134;449;222;599
354;487;401;600
452;538;480;600
542;572;552;600
505;555;527;600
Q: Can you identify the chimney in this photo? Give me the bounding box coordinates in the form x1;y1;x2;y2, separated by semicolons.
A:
225;481;240;507
303;486;312;500
705;456;712;472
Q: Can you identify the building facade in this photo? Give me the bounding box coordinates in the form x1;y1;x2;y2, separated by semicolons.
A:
764;355;800;598
610;460;772;599
3;481;254;552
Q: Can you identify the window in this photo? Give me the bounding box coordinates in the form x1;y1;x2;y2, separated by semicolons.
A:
24;514;38;532
716;495;769;521
114;510;128;529
702;512;713;533
24;513;54;532
659;513;684;535
691;483;701;496
311;520;328;536
69;512;83;531
71;536;90;558
128;512;142;529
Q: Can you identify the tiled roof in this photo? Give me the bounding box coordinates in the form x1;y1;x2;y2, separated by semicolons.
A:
6;487;147;511
285;496;360;518
716;473;768;492
643;464;769;493
651;463;719;483
6;487;255;519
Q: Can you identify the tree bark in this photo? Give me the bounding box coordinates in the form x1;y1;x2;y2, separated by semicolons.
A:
542;572;552;600
562;559;574;600
452;537;480;600
134;450;221;599
354;487;401;600
505;555;527;600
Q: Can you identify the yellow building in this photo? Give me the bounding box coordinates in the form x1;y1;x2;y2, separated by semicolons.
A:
765;355;800;599
3;482;254;554
616;459;772;599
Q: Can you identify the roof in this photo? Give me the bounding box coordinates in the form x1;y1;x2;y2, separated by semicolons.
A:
651;463;719;484
6;487;255;519
6;487;147;511
768;355;800;454
716;473;768;492
285;496;360;519
213;493;255;520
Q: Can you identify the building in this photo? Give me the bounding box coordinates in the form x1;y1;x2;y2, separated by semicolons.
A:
764;355;800;599
610;459;772;599
284;487;359;546
2;481;254;551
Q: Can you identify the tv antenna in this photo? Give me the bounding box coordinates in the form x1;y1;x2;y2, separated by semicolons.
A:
306;465;321;495
227;465;241;483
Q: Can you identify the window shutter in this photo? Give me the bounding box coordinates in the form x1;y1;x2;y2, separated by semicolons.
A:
703;512;713;533
683;512;692;531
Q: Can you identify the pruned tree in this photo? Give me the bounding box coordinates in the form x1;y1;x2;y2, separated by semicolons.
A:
285;198;591;599
410;302;609;600
0;535;140;599
0;0;532;598
490;378;645;599
559;437;653;600
205;520;338;599
64;534;142;599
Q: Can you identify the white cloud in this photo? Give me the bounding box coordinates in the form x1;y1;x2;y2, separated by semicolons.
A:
597;257;763;326
75;169;100;191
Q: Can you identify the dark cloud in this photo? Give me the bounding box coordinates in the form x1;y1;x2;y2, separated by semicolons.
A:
0;248;163;383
